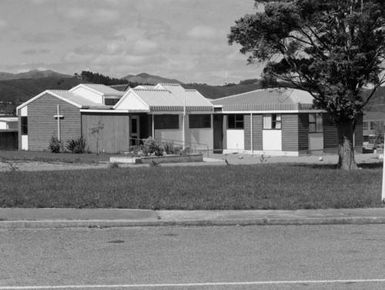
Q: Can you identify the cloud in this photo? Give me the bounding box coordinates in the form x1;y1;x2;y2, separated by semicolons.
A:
22;32;63;43
65;8;120;24
187;25;219;39
22;48;51;55
0;19;7;30
133;39;158;54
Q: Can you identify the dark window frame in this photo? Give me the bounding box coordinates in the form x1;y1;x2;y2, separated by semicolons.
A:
228;114;244;129
21;116;28;135
263;114;282;130
309;113;323;133
154;114;179;130
189;114;211;129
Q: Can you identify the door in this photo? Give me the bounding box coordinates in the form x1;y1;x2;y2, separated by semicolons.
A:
130;116;140;146
213;114;223;153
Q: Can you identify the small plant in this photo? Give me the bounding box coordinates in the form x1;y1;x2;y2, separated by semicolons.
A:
66;137;87;153
48;136;63;153
109;162;120;169
143;137;164;156
163;142;182;155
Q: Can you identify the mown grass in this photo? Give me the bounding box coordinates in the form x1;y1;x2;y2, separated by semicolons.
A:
0;164;381;209
0;150;110;164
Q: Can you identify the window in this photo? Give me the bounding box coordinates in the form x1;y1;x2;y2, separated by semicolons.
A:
21;117;28;135
154;115;179;129
363;121;369;130
228;114;244;129
104;98;119;106
309;113;323;133
263;114;281;129
189;114;211;129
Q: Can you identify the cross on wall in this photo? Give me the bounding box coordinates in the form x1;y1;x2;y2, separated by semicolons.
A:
53;104;64;141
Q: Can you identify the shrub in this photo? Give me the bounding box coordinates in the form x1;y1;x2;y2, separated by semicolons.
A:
48;136;63;153
66;137;87;153
163;142;182;155
143;137;164;156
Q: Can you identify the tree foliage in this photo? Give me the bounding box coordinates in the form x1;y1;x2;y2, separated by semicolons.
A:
229;0;385;122
78;71;127;85
228;0;385;169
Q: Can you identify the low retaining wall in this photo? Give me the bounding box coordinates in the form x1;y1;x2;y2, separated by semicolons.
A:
110;153;203;164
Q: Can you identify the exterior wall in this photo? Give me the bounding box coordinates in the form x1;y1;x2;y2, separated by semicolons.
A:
19;93;81;151
227;130;244;150
263;130;282;151
154;115;183;144
282;114;299;152
244;114;263;151
354;114;363;153
81;113;130;153
185;114;213;150
309;133;324;150
323;114;338;152
298;114;309;151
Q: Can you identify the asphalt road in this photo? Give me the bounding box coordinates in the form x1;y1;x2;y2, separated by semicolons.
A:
1;225;385;289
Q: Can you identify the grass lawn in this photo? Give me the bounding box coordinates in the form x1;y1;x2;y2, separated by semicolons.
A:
0;150;111;164
0;164;381;210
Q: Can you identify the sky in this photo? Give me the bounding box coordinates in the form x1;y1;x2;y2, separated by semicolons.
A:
0;0;265;85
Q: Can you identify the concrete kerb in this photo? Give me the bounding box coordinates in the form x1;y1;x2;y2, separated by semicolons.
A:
3;214;385;229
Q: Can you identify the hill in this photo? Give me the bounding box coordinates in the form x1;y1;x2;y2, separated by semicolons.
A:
122;73;182;85
0;77;82;114
0;69;72;81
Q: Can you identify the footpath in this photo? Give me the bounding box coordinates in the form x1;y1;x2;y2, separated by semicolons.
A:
1;208;385;229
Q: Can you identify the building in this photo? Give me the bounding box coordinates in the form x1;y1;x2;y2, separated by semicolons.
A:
16;83;214;153
0;117;18;150
211;88;362;156
16;84;362;155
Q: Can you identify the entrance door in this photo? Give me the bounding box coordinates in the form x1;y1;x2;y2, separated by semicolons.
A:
213;114;223;153
130;116;140;146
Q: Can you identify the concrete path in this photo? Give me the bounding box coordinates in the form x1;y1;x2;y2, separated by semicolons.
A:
1;207;385;229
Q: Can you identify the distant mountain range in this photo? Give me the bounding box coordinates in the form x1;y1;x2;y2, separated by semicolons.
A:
122;72;183;85
0;69;383;115
0;69;72;81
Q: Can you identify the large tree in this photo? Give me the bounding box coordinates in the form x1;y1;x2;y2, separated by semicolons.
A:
228;0;385;170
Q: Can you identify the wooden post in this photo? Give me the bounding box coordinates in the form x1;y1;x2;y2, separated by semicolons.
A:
382;133;385;202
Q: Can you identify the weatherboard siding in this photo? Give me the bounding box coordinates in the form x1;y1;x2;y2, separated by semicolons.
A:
298;114;309;151
24;93;81;151
81;113;130;153
244;114;263;151
282;114;299;152
323;114;338;151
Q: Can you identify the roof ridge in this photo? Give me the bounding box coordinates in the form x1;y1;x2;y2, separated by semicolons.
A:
134;88;171;92
157;83;181;86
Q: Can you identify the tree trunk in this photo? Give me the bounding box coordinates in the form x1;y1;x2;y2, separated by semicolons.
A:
337;119;358;170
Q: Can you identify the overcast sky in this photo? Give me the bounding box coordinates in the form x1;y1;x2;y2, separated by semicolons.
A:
0;0;265;85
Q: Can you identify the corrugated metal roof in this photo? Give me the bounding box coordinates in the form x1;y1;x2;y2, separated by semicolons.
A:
49;90;110;108
132;85;213;111
74;84;125;96
211;88;314;111
364;111;385;121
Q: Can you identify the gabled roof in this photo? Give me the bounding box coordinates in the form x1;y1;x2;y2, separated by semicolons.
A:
16;90;110;112
70;83;124;96
211;88;316;112
115;84;214;112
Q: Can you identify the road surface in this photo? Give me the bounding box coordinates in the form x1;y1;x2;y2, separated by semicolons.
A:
1;224;385;289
